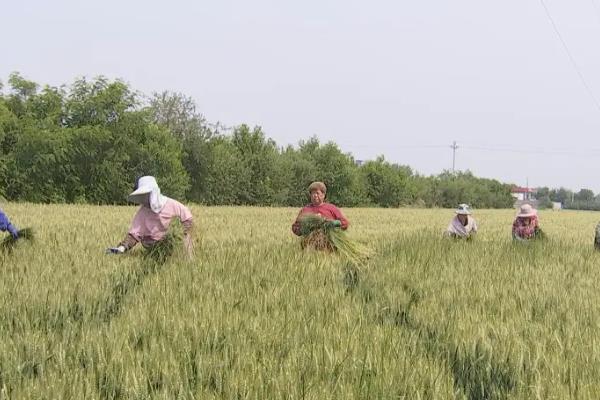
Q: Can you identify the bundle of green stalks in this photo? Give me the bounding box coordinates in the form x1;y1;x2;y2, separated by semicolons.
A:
298;214;371;265
143;223;183;264
0;228;34;252
447;233;475;241
534;227;547;240
513;227;547;243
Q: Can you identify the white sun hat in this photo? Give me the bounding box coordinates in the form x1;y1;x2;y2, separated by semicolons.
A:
455;204;472;215
128;176;167;213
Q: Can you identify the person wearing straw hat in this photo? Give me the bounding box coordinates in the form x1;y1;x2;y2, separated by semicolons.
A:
291;181;349;235
512;204;543;241
444;204;478;239
0;207;19;240
107;176;194;255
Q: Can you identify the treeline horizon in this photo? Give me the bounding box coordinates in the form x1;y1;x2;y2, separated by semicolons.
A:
0;72;587;209
536;187;600;211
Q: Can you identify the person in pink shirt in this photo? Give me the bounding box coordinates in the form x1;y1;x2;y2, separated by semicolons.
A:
107;176;194;256
292;181;349;235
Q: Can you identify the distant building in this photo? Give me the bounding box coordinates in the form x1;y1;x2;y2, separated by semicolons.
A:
511;187;536;202
355;159;365;166
552;202;562;211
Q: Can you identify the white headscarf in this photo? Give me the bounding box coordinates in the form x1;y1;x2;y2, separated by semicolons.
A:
127;176;168;213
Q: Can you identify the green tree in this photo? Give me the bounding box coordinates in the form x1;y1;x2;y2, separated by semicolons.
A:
277;145;319;206
65;77;137;128
549;188;573;204
148;91;209;140
109;111;190;202
575;188;594;202
7;127;76;202
231;125;279;205
360;156;414;207
147;91;214;202
297;138;365;206
200;137;250;205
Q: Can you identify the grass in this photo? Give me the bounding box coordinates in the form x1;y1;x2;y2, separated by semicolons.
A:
0;204;600;398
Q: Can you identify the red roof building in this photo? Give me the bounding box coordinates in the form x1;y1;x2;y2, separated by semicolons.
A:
511;187;536;201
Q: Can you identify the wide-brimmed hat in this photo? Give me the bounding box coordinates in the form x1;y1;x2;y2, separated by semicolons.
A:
517;203;537;218
128;176;158;202
128;176;167;213
455;204;472;215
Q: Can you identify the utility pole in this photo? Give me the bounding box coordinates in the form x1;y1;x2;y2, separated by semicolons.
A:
451;141;458;173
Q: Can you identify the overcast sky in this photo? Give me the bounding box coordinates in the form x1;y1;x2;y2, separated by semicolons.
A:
2;0;600;191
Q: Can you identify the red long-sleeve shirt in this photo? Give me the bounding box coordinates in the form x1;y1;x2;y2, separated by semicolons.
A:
291;203;349;236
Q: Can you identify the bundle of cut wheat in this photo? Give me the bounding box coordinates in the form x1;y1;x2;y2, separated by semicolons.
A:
143;219;187;264
0;228;34;252
533;227;547;240
144;231;181;264
298;214;371;265
513;227;547;243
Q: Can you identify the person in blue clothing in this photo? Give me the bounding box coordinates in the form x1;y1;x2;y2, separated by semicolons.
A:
0;208;19;239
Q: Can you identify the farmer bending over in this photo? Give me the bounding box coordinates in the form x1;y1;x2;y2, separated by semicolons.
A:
291;181;349;235
512;204;542;241
107;176;194;255
0;207;19;239
444;204;477;239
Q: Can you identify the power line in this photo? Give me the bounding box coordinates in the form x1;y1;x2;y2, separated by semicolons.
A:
447;141;600;174
349;140;600;174
338;143;449;150
539;0;600;113
348;141;600;156
460;144;600;156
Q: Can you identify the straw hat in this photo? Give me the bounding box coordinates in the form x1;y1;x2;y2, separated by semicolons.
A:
455;204;472;215
517;203;537;218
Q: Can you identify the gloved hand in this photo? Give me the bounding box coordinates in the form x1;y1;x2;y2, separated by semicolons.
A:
106;245;126;254
326;220;342;228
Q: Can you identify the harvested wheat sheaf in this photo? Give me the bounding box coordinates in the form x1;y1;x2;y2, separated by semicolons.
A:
0;228;34;252
298;214;371;266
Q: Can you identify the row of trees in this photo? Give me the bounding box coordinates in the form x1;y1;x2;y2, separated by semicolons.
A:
0;73;515;208
537;187;600;211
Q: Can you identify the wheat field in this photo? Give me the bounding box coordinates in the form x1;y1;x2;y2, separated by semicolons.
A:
1;204;600;399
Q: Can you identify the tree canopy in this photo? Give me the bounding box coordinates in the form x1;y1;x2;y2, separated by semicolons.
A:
0;73;516;208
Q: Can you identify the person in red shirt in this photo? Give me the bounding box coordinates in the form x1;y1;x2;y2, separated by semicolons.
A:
291;181;349;235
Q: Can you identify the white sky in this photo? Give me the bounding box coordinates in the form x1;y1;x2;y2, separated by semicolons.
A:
2;0;600;191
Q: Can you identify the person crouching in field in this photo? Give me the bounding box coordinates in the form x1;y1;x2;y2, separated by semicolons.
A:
512;204;544;241
444;204;477;240
0;207;19;240
107;176;194;256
